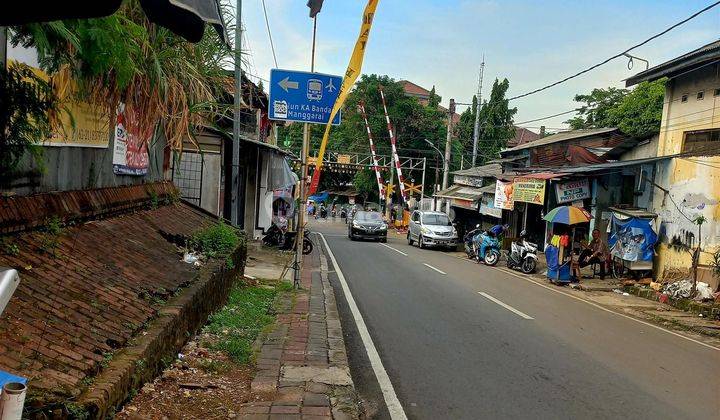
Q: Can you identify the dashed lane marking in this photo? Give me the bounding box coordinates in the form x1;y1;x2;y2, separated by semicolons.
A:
478;292;534;319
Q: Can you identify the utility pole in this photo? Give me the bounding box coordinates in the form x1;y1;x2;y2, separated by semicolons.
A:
471;59;485;167
231;0;243;226
294;15;319;288
442;99;455;214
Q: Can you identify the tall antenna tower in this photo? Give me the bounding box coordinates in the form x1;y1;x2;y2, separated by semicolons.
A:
471;57;485;167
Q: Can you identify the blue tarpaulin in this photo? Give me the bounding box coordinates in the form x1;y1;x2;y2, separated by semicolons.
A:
308;191;329;203
0;370;27;387
608;216;657;262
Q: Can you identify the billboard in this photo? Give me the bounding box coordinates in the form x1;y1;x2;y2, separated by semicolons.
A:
513;177;546;205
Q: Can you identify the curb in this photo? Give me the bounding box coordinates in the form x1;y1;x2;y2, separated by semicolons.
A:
243;238;359;419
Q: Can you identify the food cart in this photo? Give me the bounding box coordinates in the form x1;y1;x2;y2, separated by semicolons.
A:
607;207;658;279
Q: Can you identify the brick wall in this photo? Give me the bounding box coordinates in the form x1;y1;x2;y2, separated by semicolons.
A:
0;184;233;407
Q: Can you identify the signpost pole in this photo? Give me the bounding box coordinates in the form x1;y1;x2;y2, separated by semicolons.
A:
420;157;426;208
294;16;318;288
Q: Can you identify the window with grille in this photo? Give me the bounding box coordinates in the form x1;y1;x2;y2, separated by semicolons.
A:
172;152;204;205
682;129;720;154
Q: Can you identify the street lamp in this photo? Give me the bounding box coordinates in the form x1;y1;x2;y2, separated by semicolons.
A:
424;139;446;211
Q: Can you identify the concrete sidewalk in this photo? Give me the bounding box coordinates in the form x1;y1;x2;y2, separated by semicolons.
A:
240;238;359;419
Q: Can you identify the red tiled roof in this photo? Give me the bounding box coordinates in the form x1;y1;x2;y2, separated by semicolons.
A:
398;80;432;97
507;127;541;148
0;185;218;398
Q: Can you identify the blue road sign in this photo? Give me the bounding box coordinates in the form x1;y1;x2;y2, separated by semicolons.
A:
269;69;342;125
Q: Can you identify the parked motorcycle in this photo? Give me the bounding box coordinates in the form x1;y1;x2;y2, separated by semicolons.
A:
464;224;483;259
264;225;314;255
262;224;286;247
474;231;500;266
506;230;538;274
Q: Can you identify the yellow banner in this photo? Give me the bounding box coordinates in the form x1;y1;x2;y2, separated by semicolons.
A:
513;177;546;205
309;0;380;194
15;60;109;148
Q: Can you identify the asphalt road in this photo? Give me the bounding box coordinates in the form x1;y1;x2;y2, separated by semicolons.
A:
311;218;720;420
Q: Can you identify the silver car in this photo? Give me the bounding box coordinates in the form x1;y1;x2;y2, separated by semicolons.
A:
407;211;458;250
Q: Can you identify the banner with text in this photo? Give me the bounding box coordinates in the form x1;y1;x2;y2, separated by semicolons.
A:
494;180;514;210
555;178;590;204
112;103;150;176
512;177;546;205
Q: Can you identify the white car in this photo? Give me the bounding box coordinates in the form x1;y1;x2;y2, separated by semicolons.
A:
407;211;458;250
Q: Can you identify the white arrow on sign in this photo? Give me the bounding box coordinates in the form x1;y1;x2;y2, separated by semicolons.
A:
278;76;299;92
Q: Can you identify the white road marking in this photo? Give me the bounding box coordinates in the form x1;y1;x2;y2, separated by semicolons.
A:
478;292;534;319
318;233;408;420
492;267;720;352
380;243;408;256
423;263;446;275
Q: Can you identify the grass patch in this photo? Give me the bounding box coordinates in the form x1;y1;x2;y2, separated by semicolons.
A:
189;222;242;258
204;281;291;363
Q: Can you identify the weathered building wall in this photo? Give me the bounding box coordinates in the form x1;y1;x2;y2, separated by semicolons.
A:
652;63;720;288
10;129;168;196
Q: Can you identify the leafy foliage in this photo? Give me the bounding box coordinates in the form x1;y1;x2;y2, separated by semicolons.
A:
0;63;60;180
456;79;517;163
9;0;237;151
189;222;241;258
353;169;379;202
566;79;666;137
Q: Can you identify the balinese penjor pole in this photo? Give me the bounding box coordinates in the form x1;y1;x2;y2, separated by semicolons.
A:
308;0;381;195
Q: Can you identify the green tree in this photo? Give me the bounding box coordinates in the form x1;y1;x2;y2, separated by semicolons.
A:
565;79;665;137
609;80;666;137
565;87;628;129
474;78;517;163
353;168;378;203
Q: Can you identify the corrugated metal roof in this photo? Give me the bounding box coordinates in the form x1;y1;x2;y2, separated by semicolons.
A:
487;156;527;164
434;184;484;201
626;40;720;86
478;184;496;194
452;163;502;177
502;128;620;152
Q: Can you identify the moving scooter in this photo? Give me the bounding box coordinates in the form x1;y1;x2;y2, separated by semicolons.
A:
506;230;538;274
474;231;501;266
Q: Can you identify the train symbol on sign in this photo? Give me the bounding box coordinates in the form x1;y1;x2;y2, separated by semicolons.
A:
307;79;323;101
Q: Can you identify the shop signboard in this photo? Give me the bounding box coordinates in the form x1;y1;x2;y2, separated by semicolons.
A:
513;177;545;205
555;178;590;204
494;180;514;210
454;175;483;187
480;193;502;218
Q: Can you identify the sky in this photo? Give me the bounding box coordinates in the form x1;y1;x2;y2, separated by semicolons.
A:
238;0;720;133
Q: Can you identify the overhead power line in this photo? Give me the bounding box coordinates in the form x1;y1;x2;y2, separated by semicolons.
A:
508;0;720;101
515;109;577;125
261;0;279;68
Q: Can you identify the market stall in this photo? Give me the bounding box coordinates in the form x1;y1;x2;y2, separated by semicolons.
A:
543;205;592;283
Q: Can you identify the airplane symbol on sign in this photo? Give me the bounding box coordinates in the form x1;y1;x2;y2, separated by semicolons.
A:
326;78;337;92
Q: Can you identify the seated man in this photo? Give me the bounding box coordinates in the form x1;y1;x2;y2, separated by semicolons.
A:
579;229;609;279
